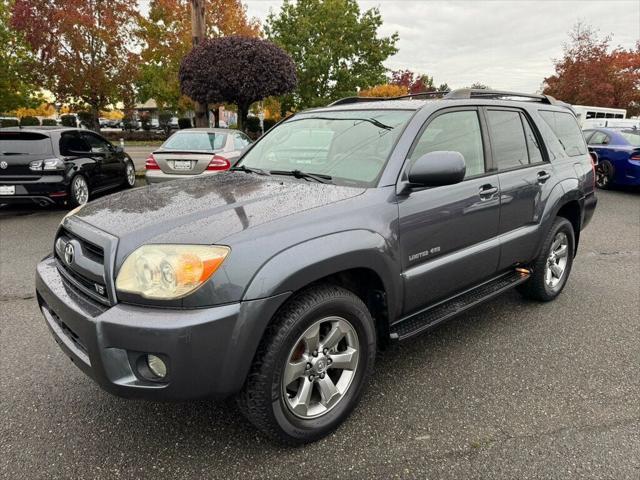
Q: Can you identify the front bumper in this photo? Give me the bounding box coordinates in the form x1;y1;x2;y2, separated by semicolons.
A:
36;256;289;400
0;174;69;204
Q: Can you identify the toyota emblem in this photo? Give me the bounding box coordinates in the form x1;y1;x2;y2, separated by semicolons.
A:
64;242;75;265
0;161;7;169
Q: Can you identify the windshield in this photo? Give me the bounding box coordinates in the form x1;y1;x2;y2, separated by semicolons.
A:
620;130;640;147
162;131;226;151
239;110;413;186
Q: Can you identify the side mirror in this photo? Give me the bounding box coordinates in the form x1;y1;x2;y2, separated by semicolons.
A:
113;145;124;153
408;151;466;187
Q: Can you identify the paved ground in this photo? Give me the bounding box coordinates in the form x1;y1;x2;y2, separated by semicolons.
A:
1;188;638;479
123;146;155;172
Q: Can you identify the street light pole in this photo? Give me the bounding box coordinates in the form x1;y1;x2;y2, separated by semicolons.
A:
190;0;208;127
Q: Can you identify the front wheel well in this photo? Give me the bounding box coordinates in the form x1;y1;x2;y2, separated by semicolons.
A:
300;268;390;348
556;200;581;254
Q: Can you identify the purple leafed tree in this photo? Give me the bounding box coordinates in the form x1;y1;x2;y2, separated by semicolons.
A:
179;36;297;131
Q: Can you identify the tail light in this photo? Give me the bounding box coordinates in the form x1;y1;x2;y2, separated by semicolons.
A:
630;154;640;161
145;154;160;170
206;155;231;171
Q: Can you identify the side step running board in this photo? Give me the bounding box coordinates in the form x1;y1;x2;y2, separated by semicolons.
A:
390;269;530;341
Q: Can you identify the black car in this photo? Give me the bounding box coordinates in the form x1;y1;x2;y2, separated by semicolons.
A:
35;89;597;444
0;128;136;207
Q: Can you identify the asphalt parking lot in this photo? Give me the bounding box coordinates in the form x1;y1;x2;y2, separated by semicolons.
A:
1;188;638;479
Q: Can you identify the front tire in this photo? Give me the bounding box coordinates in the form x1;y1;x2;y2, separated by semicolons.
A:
518;217;575;302
68;174;89;208
237;285;376;445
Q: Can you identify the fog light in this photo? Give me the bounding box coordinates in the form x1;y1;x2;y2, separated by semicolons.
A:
146;354;167;378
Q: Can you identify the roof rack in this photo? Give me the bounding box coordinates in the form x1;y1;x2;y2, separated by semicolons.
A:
443;88;557;105
329;91;449;106
328;88;576;111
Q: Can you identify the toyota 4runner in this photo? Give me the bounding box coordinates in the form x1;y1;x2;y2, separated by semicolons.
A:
36;89;597;444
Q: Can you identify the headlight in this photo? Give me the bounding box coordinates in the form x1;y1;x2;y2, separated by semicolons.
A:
115;245;230;300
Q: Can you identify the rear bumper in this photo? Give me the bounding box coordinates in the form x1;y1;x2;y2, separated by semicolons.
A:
36;255;289;400
0;175;69;204
144;170;222;183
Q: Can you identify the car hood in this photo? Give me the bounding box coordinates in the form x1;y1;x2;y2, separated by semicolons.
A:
73;171;365;246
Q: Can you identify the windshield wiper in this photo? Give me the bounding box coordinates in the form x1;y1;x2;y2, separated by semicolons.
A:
269;169;333;184
230;164;270;175
289;116;394;131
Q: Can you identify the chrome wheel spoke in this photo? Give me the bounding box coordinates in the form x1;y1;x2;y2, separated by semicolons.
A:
550;263;563;278
321;322;346;351
289;378;313;416
545;267;553;285
303;323;320;353
554;244;568;258
317;375;339;406
283;359;307;386
329;347;358;371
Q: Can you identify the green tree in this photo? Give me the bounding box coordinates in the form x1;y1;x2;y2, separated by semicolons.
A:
265;0;398;108
0;0;40;113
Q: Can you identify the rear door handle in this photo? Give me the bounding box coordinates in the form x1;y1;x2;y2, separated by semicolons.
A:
537;171;551;183
479;184;498;198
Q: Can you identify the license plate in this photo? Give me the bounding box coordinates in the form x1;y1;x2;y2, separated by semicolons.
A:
173;160;192;170
0;185;15;195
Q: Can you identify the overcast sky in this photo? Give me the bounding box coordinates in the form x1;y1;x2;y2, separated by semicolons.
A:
242;0;640;92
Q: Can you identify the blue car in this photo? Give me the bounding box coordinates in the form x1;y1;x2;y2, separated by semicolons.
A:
584;128;640;189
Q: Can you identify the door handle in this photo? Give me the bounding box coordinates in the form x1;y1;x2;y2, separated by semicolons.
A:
479;184;498;198
537;171;551;183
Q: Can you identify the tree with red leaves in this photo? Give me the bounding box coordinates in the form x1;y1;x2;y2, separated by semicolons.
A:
179;36;296;132
11;0;140;130
390;69;436;94
543;23;640;116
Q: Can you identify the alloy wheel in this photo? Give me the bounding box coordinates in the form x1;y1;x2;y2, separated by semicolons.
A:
544;231;569;289
72;176;89;205
282;316;359;420
126;163;136;186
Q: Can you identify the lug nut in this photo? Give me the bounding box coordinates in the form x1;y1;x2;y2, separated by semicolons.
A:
309;374;315;382
306;362;312;370
319;373;325;379
323;348;328;355
312;350;318;357
327;358;332;364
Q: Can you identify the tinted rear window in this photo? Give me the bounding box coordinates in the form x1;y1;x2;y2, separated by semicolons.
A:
539;111;587;157
162;132;226;151
0;132;53;155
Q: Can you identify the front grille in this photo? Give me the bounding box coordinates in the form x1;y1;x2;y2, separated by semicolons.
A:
54;228;110;304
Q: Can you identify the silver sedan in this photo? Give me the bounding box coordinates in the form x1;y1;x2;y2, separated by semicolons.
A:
145;128;252;183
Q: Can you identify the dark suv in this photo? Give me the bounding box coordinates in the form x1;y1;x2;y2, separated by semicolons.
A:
35;90;597;444
0;128;136;207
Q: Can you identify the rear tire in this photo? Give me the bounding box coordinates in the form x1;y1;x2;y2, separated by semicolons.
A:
518;217;575;302
237;284;376;445
595;160;614;189
124;161;136;188
68;174;89;208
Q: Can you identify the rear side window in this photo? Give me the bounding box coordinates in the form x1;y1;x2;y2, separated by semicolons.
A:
589;131;610;146
486;110;529;169
619;130;640;147
410;110;485;177
539;111;587;157
233;132;251;150
0;132;53;155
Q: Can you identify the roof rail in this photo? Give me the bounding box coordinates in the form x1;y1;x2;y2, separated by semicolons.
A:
329;90;449;106
444;88;557;105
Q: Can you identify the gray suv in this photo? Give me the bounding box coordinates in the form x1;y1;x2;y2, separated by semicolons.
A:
35;89;597;444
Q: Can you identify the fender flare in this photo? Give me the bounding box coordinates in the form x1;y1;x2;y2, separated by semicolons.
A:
243;229;402;319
